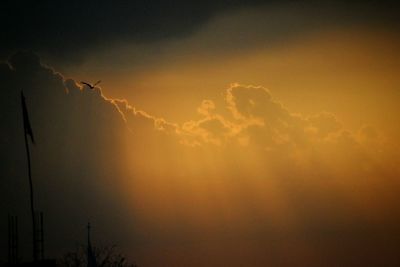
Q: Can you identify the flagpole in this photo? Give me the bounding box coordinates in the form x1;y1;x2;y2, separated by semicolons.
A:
22;92;37;262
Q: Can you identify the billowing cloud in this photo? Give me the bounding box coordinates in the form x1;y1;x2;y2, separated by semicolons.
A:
173;84;356;154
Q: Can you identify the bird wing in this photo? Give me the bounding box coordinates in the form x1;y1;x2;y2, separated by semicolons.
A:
93;80;101;87
81;81;93;88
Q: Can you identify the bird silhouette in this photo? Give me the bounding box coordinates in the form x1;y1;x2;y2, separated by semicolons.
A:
81;80;101;89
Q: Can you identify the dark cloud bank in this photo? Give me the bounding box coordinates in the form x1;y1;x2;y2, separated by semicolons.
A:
1;52;400;266
0;0;266;59
1;0;399;62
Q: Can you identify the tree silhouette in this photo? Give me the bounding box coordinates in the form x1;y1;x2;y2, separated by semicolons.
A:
59;245;137;267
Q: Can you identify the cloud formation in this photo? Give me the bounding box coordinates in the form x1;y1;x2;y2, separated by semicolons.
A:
171;84;366;154
1;52;400;267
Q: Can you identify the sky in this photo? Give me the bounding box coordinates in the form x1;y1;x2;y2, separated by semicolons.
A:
1;1;400;266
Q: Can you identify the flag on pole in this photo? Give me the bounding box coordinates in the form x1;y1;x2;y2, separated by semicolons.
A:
21;91;35;144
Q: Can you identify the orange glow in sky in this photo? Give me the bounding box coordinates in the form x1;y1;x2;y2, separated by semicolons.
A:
4;5;400;265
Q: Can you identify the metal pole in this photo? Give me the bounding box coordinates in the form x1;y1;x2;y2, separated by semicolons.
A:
87;223;91;245
40;212;44;260
15;216;19;264
8;214;11;264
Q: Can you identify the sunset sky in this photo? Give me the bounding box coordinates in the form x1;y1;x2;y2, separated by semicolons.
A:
1;1;400;266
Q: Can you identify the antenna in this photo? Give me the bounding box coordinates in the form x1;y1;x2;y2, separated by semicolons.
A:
87;222;97;267
35;212;45;260
87;222;91;244
8;215;18;264
40;212;44;260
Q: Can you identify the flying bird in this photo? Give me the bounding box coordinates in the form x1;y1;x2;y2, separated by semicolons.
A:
81;80;101;89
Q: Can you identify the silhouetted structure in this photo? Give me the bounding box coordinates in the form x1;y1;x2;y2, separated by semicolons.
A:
21;91;38;262
19;92;49;265
8;215;18;265
34;212;45;260
4;214;55;267
87;223;97;267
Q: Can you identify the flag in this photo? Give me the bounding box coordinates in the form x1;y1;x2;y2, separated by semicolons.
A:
21;91;35;144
